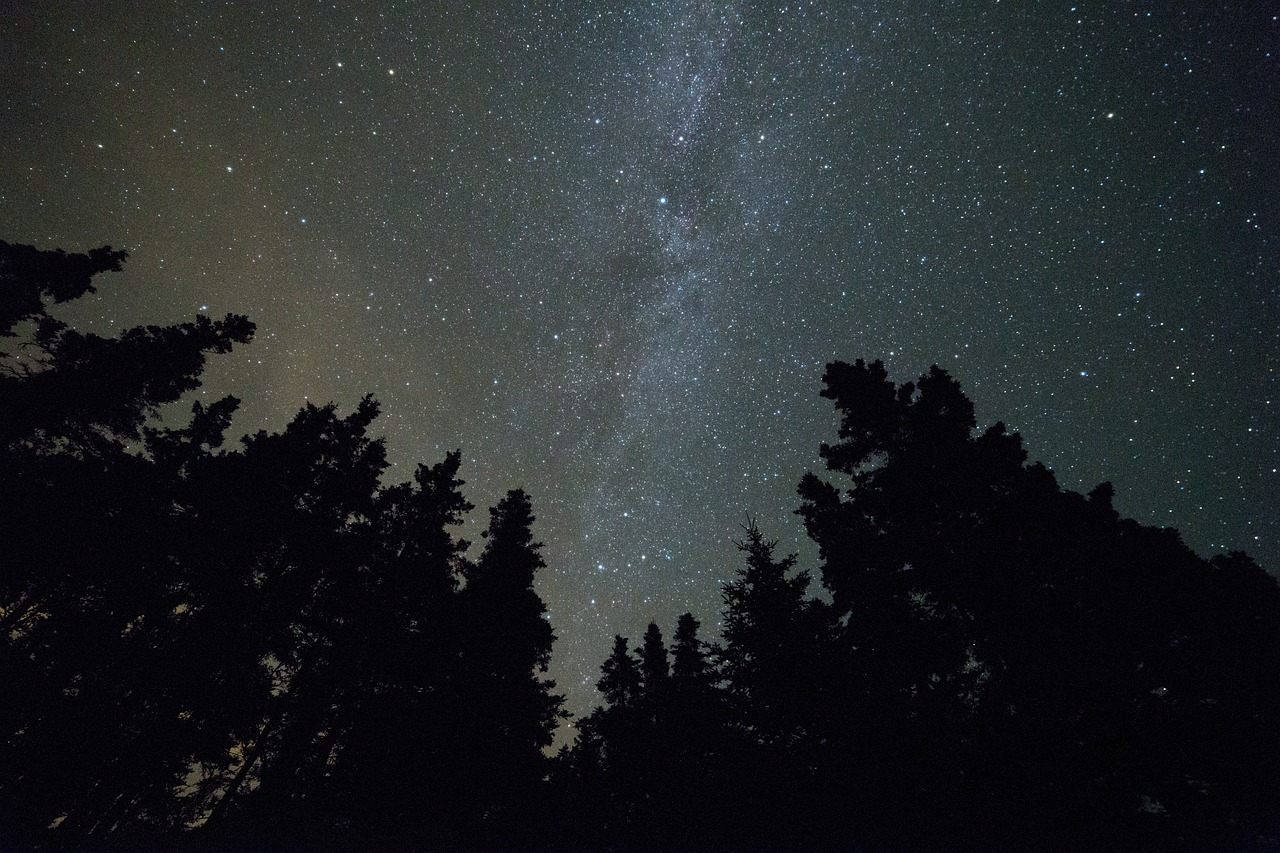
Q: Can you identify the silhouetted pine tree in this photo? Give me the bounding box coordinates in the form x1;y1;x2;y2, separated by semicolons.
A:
452;488;564;845
1;241;252;457
597;634;642;711
8;241;1278;852
2;239;574;850
0;240;255;846
721;521;822;748
197;397;388;845
671;612;709;685
662;612;735;849
319;451;474;844
638;622;670;719
550;634;640;848
797;358;1280;850
716;522;844;848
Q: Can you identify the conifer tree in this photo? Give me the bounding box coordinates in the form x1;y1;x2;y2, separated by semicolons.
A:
722;520;818;749
199;398;388;841
0;241;254;845
797;358;1280;849
670;612;710;685
597;634;642;710
638;622;669;712
454;488;563;841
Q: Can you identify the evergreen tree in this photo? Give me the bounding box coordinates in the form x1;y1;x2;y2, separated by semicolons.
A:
0;241;252;456
638;622;669;713
670;612;710;685
722;520;821;750
454;488;563;844
0;240;126;337
597;634;642;710
0;241;255;846
198;397;389;843
8;238;1276;852
1;239;581;848
797;358;1280;849
662;612;734;848
549;634;631;849
333;451;474;840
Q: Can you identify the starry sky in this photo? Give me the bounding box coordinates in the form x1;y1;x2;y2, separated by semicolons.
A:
3;2;1276;726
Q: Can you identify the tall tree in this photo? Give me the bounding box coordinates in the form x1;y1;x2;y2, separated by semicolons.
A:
216;450;477;848
1;239;588;849
670;612;710;685
597;634;642;710
721;520;823;751
797;358;1280;849
661;612;734;848
454;488;563;843
560;629;670;850
0;241;252;457
638;622;670;712
0;240;125;337
0;241;255;846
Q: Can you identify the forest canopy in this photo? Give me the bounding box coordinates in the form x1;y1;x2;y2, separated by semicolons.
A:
2;241;1277;851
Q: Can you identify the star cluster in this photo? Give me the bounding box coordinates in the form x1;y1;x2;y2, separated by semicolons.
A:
2;2;1276;723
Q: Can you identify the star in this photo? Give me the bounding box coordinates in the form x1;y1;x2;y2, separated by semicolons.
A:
1;0;1272;734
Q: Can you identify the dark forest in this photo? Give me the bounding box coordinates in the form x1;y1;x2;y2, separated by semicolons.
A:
3;241;1278;851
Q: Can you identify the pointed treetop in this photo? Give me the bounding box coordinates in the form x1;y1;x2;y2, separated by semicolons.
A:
639;622;669;690
598;634;641;709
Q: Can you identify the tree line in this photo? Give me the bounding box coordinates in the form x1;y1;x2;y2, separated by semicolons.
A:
2;240;1277;851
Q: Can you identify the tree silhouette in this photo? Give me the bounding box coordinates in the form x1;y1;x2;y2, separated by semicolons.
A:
0;241;256;845
558;624;690;849
0;241;251;456
565;358;1280;852
314;450;474;842
195;397;389;843
637;621;670;724
5;242;1278;851
563;634;648;845
721;520;824;750
670;612;710;685
797;358;1280;850
0;240;127;335
450;488;564;846
1;241;568;850
597;634;642;711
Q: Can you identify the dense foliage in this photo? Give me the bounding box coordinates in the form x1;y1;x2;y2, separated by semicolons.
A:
565;360;1280;852
0;242;562;849
2;241;1277;851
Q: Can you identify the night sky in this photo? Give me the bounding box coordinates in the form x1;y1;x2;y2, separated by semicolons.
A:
3;2;1276;727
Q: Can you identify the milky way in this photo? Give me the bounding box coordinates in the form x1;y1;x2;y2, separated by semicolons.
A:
3;2;1276;726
